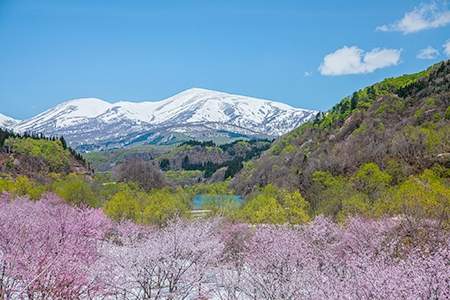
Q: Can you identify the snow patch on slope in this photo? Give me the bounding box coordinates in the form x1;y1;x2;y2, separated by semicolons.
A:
10;88;318;150
0;113;20;129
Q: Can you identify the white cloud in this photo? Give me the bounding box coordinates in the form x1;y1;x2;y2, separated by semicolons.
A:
304;71;312;77
417;46;440;59
443;40;450;56
376;2;450;34
318;46;401;76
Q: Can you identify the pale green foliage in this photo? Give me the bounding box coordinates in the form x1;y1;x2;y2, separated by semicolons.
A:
310;171;354;217
337;194;370;223
5;138;71;172
239;185;310;224
142;188;191;225
240;192;286;224
164;170;202;181
190;181;232;195
103;187;191;225
374;169;450;223
103;190;142;222
351;163;391;200
384;159;407;184
401;124;449;154
0;176;46;200
282;190;310;224
53;174;97;207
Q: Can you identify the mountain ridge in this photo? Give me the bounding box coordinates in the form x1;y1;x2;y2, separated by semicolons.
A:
7;88;318;151
0;113;20;129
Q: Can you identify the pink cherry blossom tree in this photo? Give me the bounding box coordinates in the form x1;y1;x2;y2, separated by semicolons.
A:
96;217;224;299
0;192;111;299
1;192;448;299
215;217;449;300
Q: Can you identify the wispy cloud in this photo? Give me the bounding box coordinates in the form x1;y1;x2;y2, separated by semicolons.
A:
376;1;450;34
318;46;401;76
303;71;312;77
417;46;440;59
443;40;450;56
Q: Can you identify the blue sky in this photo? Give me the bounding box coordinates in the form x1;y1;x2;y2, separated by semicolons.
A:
0;0;449;119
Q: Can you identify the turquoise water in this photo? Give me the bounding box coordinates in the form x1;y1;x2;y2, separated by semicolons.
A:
192;194;243;210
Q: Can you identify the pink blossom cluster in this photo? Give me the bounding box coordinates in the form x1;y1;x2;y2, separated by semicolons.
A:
217;217;449;299
94;218;225;299
0;193;448;299
0;192;111;299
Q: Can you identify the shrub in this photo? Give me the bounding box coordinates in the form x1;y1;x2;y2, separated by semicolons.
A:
103;190;143;222
142;188;191;226
310;171;355;217
239;185;310;224
0;176;46;200
374;169;450;224
351;163;391;201
52;174;97;207
114;158;167;191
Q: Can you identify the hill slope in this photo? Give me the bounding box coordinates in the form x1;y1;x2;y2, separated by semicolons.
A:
12;88;317;151
84;139;271;185
233;61;450;195
0;129;91;181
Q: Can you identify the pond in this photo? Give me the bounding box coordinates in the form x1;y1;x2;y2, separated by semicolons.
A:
192;194;244;210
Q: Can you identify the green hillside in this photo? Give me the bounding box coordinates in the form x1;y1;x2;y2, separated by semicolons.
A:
0;130;91;179
232;60;449;220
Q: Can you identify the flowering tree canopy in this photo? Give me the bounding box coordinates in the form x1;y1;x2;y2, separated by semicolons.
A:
0;193;448;299
0;192;111;299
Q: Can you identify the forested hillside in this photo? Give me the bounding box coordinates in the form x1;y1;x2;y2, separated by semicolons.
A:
0;129;91;180
85;139;271;185
159;139;271;181
234;61;449;193
233;60;449;220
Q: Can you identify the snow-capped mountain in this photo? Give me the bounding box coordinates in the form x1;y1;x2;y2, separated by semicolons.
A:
11;88;318;151
0;113;20;129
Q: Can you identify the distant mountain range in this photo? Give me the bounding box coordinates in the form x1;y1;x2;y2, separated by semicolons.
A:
1;88;317;151
0;113;19;129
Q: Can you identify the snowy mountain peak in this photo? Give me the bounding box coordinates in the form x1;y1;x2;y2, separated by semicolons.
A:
0;113;20;129
60;97;111;106
56;98;113;116
15;98;113;131
178;87;215;95
7;88;318;151
168;87;265;104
